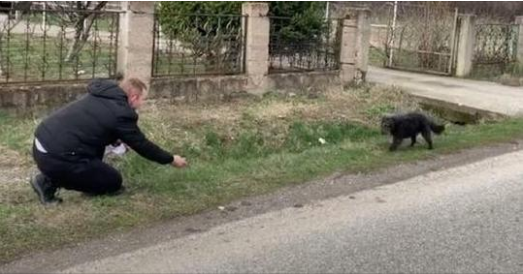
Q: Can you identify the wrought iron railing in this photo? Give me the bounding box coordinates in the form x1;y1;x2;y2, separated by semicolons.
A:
268;16;341;74
474;23;519;65
153;13;246;77
0;6;120;84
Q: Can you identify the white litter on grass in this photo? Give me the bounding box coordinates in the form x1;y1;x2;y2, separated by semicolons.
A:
318;138;326;145
105;143;127;156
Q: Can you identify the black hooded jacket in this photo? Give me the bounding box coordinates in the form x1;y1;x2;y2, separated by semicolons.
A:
35;79;174;164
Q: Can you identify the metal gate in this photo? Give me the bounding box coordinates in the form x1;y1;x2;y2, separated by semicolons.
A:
385;2;459;75
474;23;519;65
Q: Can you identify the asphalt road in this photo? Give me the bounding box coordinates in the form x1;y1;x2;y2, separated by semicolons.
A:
61;149;523;273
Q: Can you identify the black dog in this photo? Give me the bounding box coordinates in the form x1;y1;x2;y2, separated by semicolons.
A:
381;112;445;151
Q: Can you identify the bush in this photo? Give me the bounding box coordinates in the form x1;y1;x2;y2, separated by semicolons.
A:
157;2;328;55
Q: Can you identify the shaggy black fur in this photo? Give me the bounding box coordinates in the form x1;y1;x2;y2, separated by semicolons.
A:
381;112;445;151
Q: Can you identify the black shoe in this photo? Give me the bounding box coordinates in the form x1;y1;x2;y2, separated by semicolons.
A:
30;174;63;205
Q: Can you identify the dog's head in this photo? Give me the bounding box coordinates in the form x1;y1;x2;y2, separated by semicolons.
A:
380;115;395;135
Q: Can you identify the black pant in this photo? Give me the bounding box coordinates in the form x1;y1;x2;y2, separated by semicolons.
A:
32;145;122;195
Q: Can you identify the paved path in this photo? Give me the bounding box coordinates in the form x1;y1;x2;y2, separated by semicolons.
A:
368;66;523;117
61;150;523;273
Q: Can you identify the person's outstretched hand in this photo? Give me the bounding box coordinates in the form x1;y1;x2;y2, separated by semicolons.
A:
172;155;187;168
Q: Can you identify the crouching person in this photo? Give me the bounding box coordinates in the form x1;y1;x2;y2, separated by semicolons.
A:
31;77;187;205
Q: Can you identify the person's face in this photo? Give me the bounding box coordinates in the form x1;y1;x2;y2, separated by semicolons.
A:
128;88;146;109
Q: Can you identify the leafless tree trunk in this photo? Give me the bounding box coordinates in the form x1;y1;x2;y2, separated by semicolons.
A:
48;1;107;62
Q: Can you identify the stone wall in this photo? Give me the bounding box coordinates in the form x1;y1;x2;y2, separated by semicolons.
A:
0;82;88;115
0;70;343;115
150;75;250;103
0;3;371;115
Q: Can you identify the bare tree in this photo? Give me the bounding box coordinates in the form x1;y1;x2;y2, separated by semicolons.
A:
46;1;108;62
0;1;32;76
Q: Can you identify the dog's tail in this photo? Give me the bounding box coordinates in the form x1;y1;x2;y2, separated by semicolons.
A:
429;121;445;135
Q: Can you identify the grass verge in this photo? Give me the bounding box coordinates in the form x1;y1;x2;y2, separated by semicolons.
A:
1;85;523;264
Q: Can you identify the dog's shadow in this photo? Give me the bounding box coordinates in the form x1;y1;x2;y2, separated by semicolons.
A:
379;136;440;152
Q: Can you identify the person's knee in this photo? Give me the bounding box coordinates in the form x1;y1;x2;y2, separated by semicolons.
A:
104;170;123;194
108;178;123;194
84;164;123;196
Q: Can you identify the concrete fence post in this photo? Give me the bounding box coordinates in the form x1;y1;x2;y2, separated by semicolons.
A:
117;1;155;87
339;9;371;85
241;3;270;94
339;18;357;84
514;16;523;64
355;9;371;82
455;14;476;77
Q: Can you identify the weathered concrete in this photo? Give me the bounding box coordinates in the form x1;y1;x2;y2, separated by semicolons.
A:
242;3;269;77
150;71;342;102
0;70;344;114
339;18;358;84
368;66;523;118
242;3;270;95
265;71;341;93
0;82;88;115
515;16;523;64
117;1;155;86
355;9;371;81
456;14;476;77
150;75;250;103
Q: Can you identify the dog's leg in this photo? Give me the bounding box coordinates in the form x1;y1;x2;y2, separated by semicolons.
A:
421;129;433;150
389;136;403;151
410;135;417;147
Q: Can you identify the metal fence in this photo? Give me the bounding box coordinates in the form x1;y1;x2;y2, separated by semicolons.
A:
474;23;519;65
152;13;246;77
0;6;120;84
30;2;122;12
268;16;341;74
384;3;459;75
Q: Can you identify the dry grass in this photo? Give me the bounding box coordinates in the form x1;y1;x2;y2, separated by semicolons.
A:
137;84;419;144
0;84;419;205
0;83;444;263
123;84;422;163
2;81;523;265
0;145;26;167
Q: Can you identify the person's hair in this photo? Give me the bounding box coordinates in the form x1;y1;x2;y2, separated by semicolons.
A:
120;77;147;96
